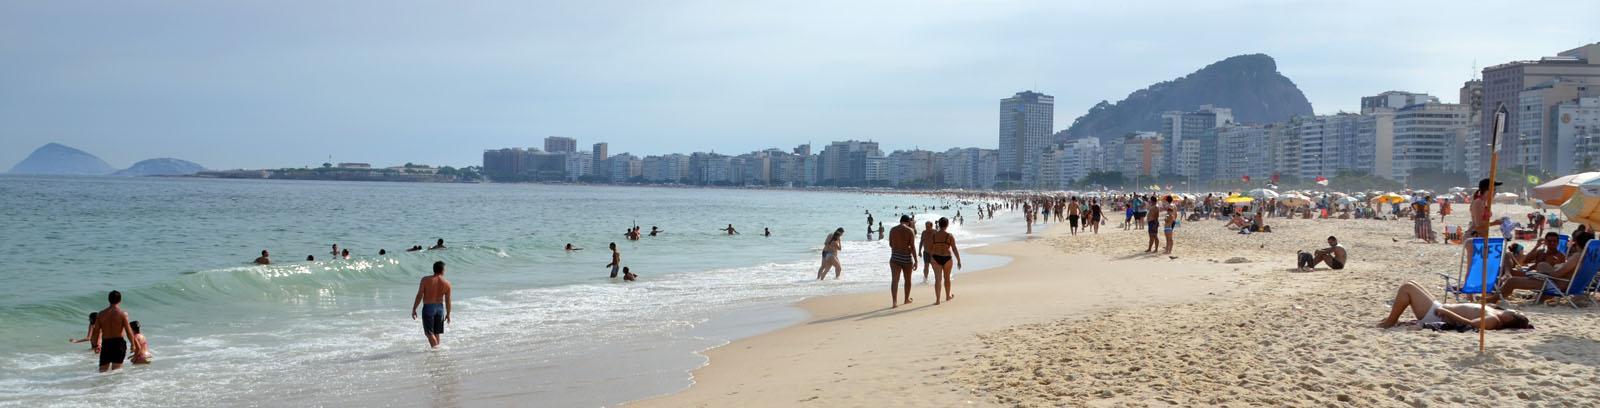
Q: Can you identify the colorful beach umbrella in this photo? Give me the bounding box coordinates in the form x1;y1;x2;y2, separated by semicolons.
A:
1372;193;1408;204
1279;194;1312;207
1244;188;1280;199
1224;195;1254;204
1530;172;1600;205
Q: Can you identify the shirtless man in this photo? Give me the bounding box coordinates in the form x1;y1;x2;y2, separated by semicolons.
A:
606;242;621;278
721;224;739;235
926;217;962;304
888;215;918;308
410;261;453;348
649;226;662;237
1498;233;1590;301
90;290;140;372
254;250;271;265
1300;236;1348;271
429;239;446;250
763;227;771;237
1379;281;1531;330
330;244;340;256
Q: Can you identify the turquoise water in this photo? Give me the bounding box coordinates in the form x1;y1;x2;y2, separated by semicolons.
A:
0;176;1020;407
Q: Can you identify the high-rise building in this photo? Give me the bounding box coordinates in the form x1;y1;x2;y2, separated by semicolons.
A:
1120;132;1164;179
1562;97;1600;173
1215;124;1273;183
1480;43;1600;168
1160;105;1234;179
818;140;882;185
1392;102;1470;181
564;152;592;181
997;91;1054;186
887;150;937;187
591;143;609;180
609;153;641;183
1516;78;1599;173
1361;91;1439;113
544;136;577;153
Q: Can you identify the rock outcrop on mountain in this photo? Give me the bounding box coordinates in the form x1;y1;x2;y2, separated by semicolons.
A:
1062;54;1314;139
7;143;115;175
113;158;207;177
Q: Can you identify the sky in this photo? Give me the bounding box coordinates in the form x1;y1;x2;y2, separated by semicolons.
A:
2;0;1597;170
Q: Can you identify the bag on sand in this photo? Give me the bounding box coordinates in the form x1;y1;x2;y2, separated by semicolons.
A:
1297;251;1313;269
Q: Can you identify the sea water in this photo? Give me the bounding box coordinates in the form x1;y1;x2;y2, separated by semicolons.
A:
0;176;1024;407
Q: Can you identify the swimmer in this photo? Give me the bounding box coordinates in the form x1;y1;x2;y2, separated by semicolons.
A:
129;321;151;364
91;290;140;372
341;248;351;259
649;226;662;236
407;245;423;252
379;249;387;256
331;244;340;256
721;224;740;235
623;267;637;281
69;312;98;345
254;250;271;265
606;242;621;278
306;255;315;261
763;227;771;237
565;243;583;252
428;239;446;250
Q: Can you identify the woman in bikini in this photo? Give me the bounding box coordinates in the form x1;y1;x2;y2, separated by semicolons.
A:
926;217;962;305
816;228;844;280
1378;281;1532;330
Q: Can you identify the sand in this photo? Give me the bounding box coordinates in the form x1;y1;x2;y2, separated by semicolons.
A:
635;204;1600;407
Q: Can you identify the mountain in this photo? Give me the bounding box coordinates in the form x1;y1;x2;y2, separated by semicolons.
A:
7;143;115;175
1062;54;1314;139
113;158;207;177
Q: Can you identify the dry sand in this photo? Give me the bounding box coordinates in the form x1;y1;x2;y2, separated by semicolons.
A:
636;204;1600;407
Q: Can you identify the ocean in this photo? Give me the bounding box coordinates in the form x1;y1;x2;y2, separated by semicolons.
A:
0;176;1023;407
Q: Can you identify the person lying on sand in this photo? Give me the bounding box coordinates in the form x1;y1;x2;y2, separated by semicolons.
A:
1379;281;1532;330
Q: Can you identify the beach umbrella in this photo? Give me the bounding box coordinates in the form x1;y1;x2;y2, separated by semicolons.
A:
1450;186;1467;194
1530;172;1600;205
1372;193;1408;204
1244;188;1280;199
1224;195;1254;205
1279;194;1312;207
1494;192;1519;203
1336;196;1360;205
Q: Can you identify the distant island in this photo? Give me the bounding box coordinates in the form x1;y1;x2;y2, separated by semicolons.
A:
114;158;208;177
193;162;482;183
8;143;209;177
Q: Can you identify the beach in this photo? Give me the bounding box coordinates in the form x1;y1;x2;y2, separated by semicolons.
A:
639;204;1600;407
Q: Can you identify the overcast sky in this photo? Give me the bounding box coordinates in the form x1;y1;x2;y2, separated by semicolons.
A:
3;0;1596;170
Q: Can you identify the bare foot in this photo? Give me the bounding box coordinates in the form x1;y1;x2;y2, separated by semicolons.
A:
946;294;954;301
1377;321;1395;329
904;298;913;304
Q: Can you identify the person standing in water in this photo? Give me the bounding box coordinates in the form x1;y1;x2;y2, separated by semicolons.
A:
926;217;962;304
410;261;453;349
254;250;271;265
129;321;151;364
330;244;340;256
876;222;885;240
606;242;621;278
69;312;98;346
90;290;140;372
763;227;771;237
888;215;917;308
817;228;844;280
429;239;446;250
721;224;740;235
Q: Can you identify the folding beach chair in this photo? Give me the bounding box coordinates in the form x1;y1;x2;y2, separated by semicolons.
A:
1557;234;1571;255
1441;237;1504;302
1530;239;1600;308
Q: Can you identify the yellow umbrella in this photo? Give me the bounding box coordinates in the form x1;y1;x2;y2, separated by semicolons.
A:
1372;193;1407;204
1531;172;1600;205
1224;195;1254;204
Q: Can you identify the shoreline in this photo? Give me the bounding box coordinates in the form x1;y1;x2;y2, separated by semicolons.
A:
631;223;1250;407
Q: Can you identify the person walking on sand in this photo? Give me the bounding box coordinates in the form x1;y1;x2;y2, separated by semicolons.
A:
606;242;621;278
927;217;962;304
410;261;453;349
1067;197;1081;235
90;290;141;372
888;215;918;308
1089;200;1103;234
919;220;935;281
817;228;844;280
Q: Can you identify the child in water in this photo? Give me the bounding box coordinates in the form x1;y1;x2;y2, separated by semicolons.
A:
130;321;151;364
622;267;638;282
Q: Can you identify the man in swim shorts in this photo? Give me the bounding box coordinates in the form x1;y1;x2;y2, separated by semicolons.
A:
411;261;453;348
888;215;917;308
91;290;140;372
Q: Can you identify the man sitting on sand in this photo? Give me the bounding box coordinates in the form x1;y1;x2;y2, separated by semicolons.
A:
1379;281;1532;330
1298;236;1347;271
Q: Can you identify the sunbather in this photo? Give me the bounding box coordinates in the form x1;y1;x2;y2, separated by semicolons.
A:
1497;232;1591;302
1379;281;1532;330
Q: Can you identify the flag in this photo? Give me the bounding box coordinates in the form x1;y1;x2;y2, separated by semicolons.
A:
1271;173;1280;184
1315;176;1329;186
1241;175;1251;183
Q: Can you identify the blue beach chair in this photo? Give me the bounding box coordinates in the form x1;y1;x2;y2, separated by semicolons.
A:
1557;234;1570;255
1442;237;1504;302
1532;239;1600;308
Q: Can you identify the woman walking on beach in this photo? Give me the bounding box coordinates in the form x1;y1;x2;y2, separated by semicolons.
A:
817;228;844;280
927;217;962;304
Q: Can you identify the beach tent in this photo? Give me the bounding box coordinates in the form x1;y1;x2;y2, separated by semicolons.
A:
1531;172;1600;205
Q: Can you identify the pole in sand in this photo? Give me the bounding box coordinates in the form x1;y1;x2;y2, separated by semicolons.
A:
1479;104;1508;353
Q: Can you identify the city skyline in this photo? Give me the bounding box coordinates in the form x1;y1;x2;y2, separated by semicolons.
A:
3;1;1599;170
